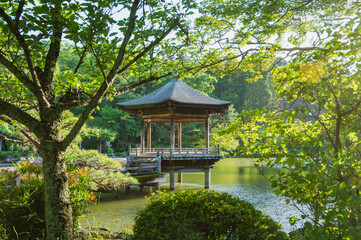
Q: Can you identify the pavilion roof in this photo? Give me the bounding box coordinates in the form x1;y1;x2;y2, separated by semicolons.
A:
117;79;231;109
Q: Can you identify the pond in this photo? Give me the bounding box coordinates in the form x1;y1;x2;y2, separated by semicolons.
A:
82;158;306;233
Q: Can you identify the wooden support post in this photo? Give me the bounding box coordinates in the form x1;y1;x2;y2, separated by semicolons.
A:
205;117;209;152
170;171;175;190
178;122;182;149
205;168;211;189
170;114;175;149
178;172;182;183
157;155;162;173
141;118;145;154
156;182;161;191
147;121;151;152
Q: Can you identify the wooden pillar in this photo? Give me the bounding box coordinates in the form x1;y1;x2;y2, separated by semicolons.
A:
156;182;161;191
147;121;151;152
170;114;175;149
178;122;182;148
205;117;209;149
178;172;182;183
141;118;145;154
205;168;211;189
170;171;175;190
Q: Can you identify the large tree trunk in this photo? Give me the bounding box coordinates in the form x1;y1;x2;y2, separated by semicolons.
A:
41;140;73;240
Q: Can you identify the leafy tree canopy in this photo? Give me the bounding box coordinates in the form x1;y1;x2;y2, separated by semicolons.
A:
213;0;361;238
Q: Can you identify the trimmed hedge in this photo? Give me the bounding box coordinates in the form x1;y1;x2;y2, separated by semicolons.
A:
133;190;287;240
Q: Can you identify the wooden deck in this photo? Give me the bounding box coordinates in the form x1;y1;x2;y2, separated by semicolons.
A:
125;146;223;190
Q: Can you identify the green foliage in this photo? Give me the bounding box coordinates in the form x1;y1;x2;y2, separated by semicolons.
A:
0;160;95;239
87;105;139;152
65;147;138;191
0;161;45;239
210;104;240;155
219;45;361;239
0;122;34;153
212;71;274;113
81;126;117;152
222;106;361;238
82;127;117;143
209;2;361;239
183;72;218;95
0;0;199;236
0;150;24;159
132;190;287;240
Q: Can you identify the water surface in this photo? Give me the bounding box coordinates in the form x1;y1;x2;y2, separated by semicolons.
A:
83;158;306;232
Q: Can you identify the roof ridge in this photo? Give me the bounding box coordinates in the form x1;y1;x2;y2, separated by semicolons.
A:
168;79;180;100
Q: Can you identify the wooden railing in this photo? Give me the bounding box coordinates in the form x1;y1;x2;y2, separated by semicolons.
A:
129;145;220;157
125;155;162;175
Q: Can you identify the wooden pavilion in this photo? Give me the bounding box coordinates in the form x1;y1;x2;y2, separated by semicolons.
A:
117;79;231;189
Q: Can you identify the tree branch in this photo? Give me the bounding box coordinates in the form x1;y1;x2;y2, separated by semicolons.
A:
104;72;173;99
109;0;141;78
341;97;361;117
58;96;92;111
90;44;107;79
280;46;318;52
0;100;42;137
60;71;172;151
0;6;48;107
0;133;23;144
117;16;181;75
0;115;40;150
14;0;25;28
0;52;38;95
59;0;141;151
74;46;87;74
42;2;63;94
273;0;315;25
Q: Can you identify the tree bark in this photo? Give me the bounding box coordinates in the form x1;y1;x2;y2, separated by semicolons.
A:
40;139;73;240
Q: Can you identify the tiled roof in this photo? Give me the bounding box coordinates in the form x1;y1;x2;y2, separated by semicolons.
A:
117;79;231;108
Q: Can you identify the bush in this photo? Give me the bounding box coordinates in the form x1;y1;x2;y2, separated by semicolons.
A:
0;150;24;160
66;147;138;191
133;190;287;240
0;160;95;239
0;161;45;239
